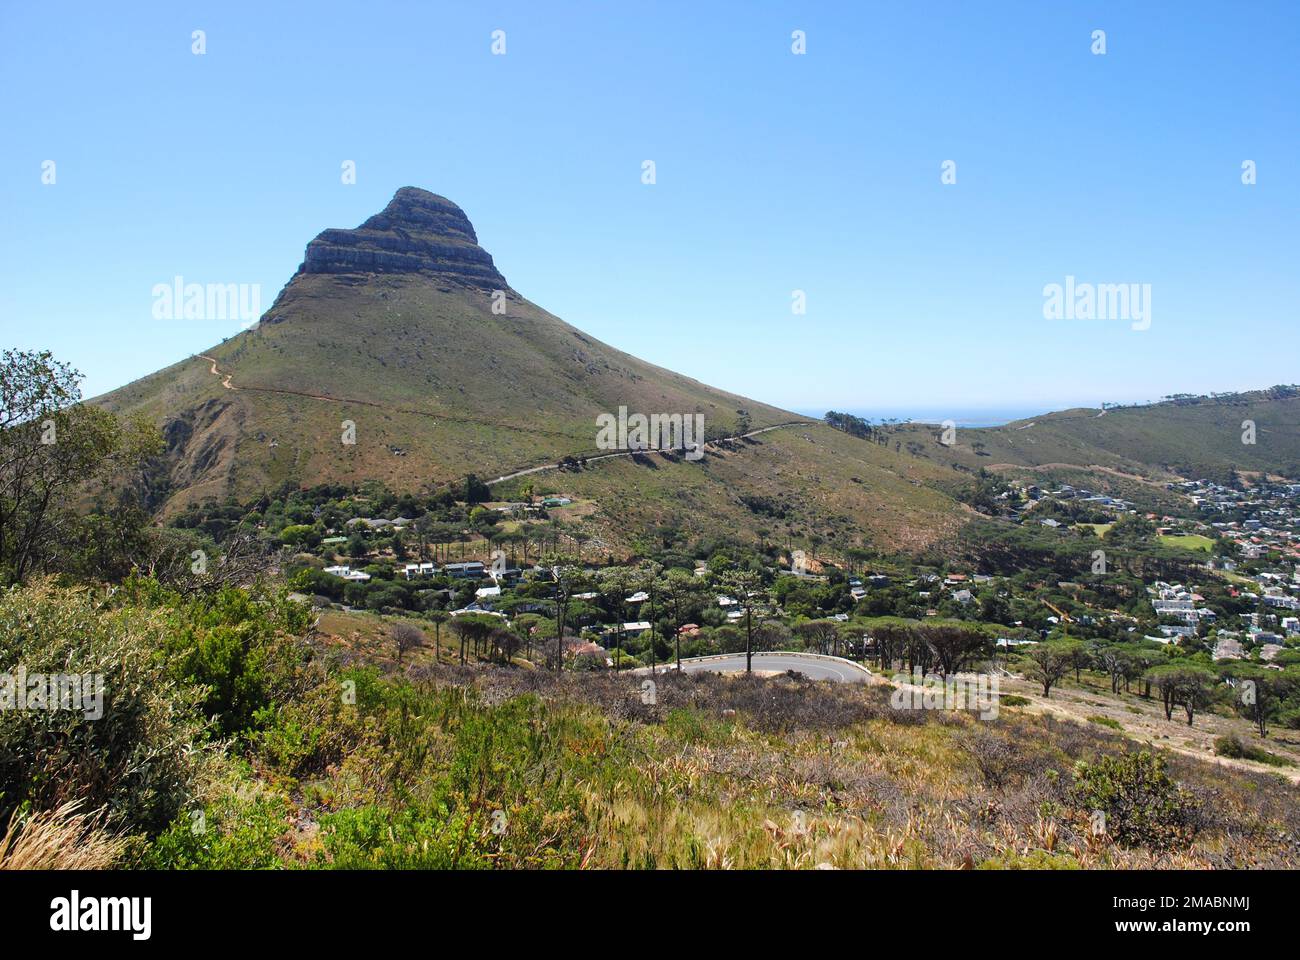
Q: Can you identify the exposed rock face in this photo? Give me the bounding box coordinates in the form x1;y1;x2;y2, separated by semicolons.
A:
298;187;506;287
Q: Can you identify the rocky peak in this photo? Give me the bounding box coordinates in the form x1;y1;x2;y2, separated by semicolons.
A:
298;187;506;287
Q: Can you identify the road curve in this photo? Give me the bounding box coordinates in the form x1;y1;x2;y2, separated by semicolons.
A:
638;652;873;683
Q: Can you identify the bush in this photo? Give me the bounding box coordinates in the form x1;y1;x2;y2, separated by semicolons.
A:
316;804;482;869
1214;735;1295;767
140;787;290;869
1087;715;1123;730
965;730;1033;791
154;584;314;738
313;691;597;869
249;669;376;780
0;580;212;837
1070;751;1198;849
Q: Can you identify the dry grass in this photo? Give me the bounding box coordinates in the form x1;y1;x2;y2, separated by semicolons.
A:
0;802;125;870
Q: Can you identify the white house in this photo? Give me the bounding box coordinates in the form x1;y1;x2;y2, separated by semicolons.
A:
324;565;370;582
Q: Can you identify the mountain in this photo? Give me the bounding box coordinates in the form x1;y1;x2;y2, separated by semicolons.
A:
95;188;965;553
93;189;1298;555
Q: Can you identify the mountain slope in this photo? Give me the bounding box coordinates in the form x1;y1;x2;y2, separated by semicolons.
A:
95;188;964;553
891;391;1300;485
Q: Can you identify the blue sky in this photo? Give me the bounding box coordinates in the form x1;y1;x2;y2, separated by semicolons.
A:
1;1;1296;412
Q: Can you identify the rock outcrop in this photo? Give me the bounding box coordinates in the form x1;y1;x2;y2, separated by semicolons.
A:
298;187;506;287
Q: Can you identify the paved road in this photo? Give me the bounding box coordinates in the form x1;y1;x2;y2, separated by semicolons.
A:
643;653;873;683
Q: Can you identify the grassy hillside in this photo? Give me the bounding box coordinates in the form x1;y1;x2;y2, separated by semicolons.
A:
883;390;1300;486
502;422;966;555
98;273;796;499
14;576;1295;871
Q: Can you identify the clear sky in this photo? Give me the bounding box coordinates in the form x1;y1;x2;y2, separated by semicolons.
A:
2;1;1296;412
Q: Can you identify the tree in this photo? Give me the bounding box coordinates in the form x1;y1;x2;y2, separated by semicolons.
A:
721;569;764;673
464;474;490;504
753;621;791;659
1065;640;1092;683
1124;644;1167;697
1097;647;1132;695
921;624;991;678
1023;641;1073;697
418;608;447;657
597;567;636;671
794;620;840;656
449;613;496;667
658;568;706;670
489;626;520;665
1146;665;1216;725
1226;666;1295;738
871;623;914;671
390;622;425;665
1;349;159;584
543;554;585;672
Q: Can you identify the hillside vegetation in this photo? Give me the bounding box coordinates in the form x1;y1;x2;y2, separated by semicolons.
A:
895;389;1300;484
6;579;1298;871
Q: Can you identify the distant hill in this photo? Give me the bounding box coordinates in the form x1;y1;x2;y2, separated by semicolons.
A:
889;391;1300;485
95;188;964;554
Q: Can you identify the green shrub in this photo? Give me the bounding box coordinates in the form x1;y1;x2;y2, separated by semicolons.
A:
0;580;212;836
313;690;606;868
1001;695;1030;707
977;849;1081;870
156;585;314;737
1087;715;1123;730
250;668;378;781
1070;751;1197;849
1214;735;1294;767
140;787;290;869
316;803;486;869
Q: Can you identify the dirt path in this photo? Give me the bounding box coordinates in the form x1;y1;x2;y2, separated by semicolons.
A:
198;355;234;389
